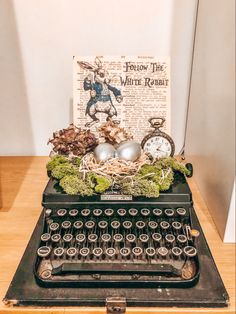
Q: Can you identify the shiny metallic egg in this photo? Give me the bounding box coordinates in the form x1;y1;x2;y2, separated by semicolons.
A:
116;141;142;161
94;143;116;162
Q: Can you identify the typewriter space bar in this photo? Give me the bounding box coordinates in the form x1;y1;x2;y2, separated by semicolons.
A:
52;263;181;276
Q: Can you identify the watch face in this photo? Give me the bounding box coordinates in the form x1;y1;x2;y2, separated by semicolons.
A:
143;135;174;159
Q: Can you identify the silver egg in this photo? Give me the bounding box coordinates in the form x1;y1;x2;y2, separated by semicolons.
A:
94;143;116;162
116;141;142;161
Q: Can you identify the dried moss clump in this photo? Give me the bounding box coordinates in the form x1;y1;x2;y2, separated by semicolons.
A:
88;173;112;193
51;163;78;180
46;155;69;171
120;176;160;198
154;157;190;176
59;175;93;196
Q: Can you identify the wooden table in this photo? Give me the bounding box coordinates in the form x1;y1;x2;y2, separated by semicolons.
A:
0;157;235;314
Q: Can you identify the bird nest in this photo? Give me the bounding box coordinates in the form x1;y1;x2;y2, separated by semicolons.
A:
80;151;150;179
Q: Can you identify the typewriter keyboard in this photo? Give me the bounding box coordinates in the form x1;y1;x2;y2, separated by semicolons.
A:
35;205;200;287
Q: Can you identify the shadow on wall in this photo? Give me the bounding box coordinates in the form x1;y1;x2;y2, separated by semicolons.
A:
0;0;35;210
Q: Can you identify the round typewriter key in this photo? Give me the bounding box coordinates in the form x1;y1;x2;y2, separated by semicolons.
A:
93;247;103;257
123;220;132;229
85;220;95;229
37;246;51;258
93;208;102;217
152;233;162;242
128;208;138;216
57;208;67;217
41;233;50;242
176;207;187;216
157;246;168;257
61;220;71;229
73;220;83;229
104;208;114;217
69;209;78;217
139;234;149;243
106;247;116;257
141;208;150;217
120;247;130;257
49;222;59;231
160;221;170;230
164;208;175;217
183;246;197;257
67;247;77;257
132;246;143;257
165;234;175;244
80;247;90;257
101;233;111;242
172;221;182;230
51;233;61;243
148;221;158;229
63;233;73;242
76;233;85;243
153;208;162;217
126;233;136;243
54;247;64;257
113;233;123;242
88;233;98;242
136;220;145;229
172;246;182;257
146;247;156;257
111;220;120;229
117;208;126;216
98;220;108;229
81;208;91;217
177;234;187;244
45;209;52;216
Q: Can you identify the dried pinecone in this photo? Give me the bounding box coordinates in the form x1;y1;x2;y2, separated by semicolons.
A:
98;120;133;145
48;124;97;156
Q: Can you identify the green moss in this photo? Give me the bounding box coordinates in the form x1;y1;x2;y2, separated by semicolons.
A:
120;176;160;198
46;155;68;171
87;172;111;193
59;175;93;196
154;157;190;176
51;163;78;180
73;156;82;167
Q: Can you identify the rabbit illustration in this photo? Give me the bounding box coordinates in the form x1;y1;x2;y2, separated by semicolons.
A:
78;57;123;127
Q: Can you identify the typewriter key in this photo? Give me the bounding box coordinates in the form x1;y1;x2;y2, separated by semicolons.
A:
101;233;111;242
128;208;138;216
80;247;90;257
146;247;156;257
177;234;187;244
93;247;103;257
141;208;150;216
51;233;61;243
45;209;52;216
76;233;85;243
69;209;78;217
126;233;136;243
123;220;132;229
81;208;91;217
111;220;120;229
183;246;197;257
164;208;175;217
172;221;182;230
93;208;102;217
117;208;126;216
63;233;73;242
66;247;77;257
61;220;71;229
98;220;108;229
152;233;162;242
104;208;114;217
139;234;149;243
136;220;145;229
171;246;182;257
157;246;168;257
37;246;51;258
57;209;67;217
106;247;116;257
132;246;143;257
113;233;123;242
153;208;162;217
176;207;187;216
120;247;130;257
165;234;175;244
54;247;64;257
85;220;95;229
73;220;83;229
41;233;50;242
148;221;158;229
49;222;60;231
160;221;170;230
88;233;98;242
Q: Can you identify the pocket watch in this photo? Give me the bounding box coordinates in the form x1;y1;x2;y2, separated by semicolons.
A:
141;117;175;159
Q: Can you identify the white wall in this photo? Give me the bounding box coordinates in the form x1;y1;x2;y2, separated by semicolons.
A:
0;0;197;156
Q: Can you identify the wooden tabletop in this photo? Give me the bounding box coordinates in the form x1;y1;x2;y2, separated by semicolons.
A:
0;157;235;314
